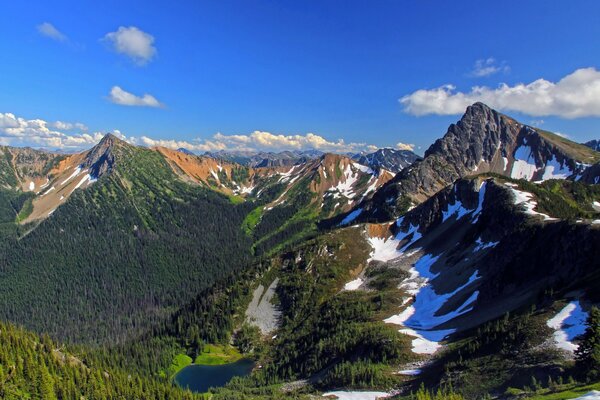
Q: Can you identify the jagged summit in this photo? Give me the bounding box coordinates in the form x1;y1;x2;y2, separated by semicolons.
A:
341;102;600;223
352;147;420;174
80;133;130;178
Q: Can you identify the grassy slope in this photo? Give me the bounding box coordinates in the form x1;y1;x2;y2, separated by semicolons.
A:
537;129;600;165
194;344;242;365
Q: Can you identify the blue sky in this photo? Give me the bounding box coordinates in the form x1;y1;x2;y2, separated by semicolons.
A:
0;0;599;154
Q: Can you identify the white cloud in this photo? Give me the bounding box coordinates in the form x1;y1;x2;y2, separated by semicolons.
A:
139;131;380;153
103;26;156;65
52;121;88;131
0;113;389;154
37;22;67;42
395;142;415;151
108;86;163;108
400;67;600;118
0;112;104;149
469;58;509;77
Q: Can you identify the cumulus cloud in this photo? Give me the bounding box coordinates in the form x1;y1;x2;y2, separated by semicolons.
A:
103;26;156;65
0;112;104;149
139;131;380;154
469;58;509;77
108;86;163;107
400;67;600;118
37;22;67;42
395;142;415;151
0;113;390;154
52;121;88;131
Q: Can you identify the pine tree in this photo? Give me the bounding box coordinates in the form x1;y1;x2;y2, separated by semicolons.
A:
575;306;600;379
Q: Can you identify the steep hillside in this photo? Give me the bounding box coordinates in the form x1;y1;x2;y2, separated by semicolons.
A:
0;135;254;344
206;175;600;398
247;153;394;254
0;320;201;400
346;103;600;222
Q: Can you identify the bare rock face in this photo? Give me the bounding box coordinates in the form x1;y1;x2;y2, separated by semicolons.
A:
80;133;122;178
347;103;600;223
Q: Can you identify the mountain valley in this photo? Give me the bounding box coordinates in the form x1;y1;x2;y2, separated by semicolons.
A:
0;104;599;400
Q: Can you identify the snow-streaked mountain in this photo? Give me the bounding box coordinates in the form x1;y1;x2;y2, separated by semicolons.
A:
343;102;600;222
203;149;323;167
352;148;420;174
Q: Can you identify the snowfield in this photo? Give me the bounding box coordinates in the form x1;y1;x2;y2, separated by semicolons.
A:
542;155;572;180
328;164;360;198
510;144;572;181
369;182;488;354
511;145;538;180
367;236;403;262
546;300;588;352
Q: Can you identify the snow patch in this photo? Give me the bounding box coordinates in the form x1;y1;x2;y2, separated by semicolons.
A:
352;162;375;175
343;278;363;291
546;301;588;352
328;164;360;198
502;157;509;171
74;173;94;190
511;145;538;180
41;186;56;196
61;166;83;185
398;369;421;376
542;155;572;180
506;184;557;221
385;251;481;354
367;236;402;262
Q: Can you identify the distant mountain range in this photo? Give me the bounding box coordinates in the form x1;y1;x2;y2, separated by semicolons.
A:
584;139;600;151
199;147;421;173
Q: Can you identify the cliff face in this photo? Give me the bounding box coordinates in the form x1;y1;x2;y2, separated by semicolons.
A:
350;103;600;222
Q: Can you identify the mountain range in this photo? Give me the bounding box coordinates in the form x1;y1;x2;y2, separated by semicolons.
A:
0;103;599;400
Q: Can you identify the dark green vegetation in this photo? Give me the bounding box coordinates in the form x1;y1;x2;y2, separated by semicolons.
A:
0;141;254;344
251;176;318;256
575;307;600;381
1;102;600;399
514;178;600;220
210;228;418;394
0;320;202;400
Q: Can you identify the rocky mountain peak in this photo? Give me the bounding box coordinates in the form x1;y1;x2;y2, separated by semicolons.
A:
80;133;128;178
339;103;600;223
